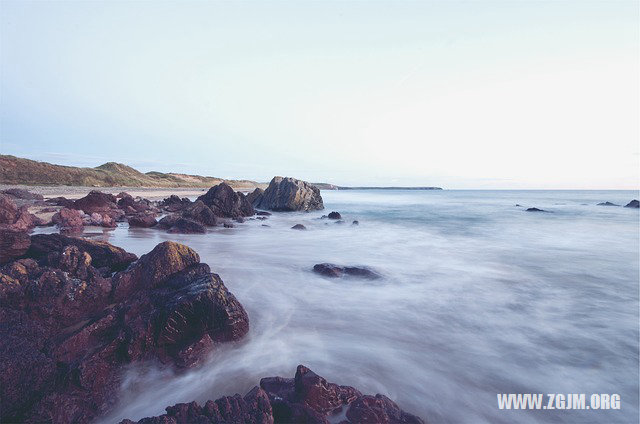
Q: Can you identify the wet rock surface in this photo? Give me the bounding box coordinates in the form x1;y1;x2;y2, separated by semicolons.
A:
196;182;255;218
327;211;341;219
313;263;382;279
624;199;639;208
255;176;324;211
120;365;423;424
0;237;249;423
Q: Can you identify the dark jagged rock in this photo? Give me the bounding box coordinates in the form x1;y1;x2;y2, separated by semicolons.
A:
525;207;547;212
291;224;307;230
197;183;255;218
27;233;137;272
624;199;639;208
328;211;341;220
2;188;44;201
256;211;272;216
0;194;18;225
256;177;323;212
122;365;423;424
597;201;619;207
346;394;424;424
118;193;156;215
128;213;158;228
182;200;217;226
0;194;41;231
0;238;248;423
158;214;180;229
120;387;273;424
73;190;118;213
313;263;381;280
160;194;192;212
0;228;30;264
45;196;76;208
223;222;235;228
167;218;207;234
247;188;265;207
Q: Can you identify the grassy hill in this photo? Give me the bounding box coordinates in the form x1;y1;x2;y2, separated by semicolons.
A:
0;155;263;189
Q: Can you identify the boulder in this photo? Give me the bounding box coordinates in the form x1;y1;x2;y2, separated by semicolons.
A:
255;177;324;212
624;199;639;208
121;365;423;424
128;213;158;228
328;211;341;220
246;188;264;206
73;190;118;213
160;195;192;212
196;183;255;218
291;224;307;230
0;194;18;225
182;200;217;226
0;229;30;264
313;263;381;279
167;218;207;234
0;238;248;423
52;208;84;232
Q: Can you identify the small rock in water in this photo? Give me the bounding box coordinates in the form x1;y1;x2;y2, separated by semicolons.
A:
167;218;206;234
313;263;381;279
624;199;639;208
515;204;522;207
256;210;271;216
597;201;619;207
223;222;234;228
291;224;306;230
328;211;342;219
352;220;359;225
334;220;345;224
526;207;547;212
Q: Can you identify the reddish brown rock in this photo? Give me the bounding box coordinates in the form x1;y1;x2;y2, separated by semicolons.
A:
0;237;249;423
0;194;18;224
2;188;44;201
196;183;255;218
52;207;84;232
182;200;217;226
160;195;192;212
128;213;158;228
0;228;30;264
346;394;424;424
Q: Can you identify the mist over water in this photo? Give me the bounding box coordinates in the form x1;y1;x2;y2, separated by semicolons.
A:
96;190;639;424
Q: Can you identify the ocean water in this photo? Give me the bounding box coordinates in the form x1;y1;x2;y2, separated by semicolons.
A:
95;190;639;424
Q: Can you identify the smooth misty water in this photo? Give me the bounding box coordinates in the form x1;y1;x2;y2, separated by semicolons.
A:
96;190;639;424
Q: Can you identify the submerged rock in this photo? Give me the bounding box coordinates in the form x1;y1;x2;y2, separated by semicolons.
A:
291;224;307;230
624;199;639;208
352;220;359;225
255;177;324;212
597;201;619;207
167;218;207;234
313;263;381;279
121;365;423;424
0;238;248;423
525;207;547;212
197;183;255;218
328;211;341;219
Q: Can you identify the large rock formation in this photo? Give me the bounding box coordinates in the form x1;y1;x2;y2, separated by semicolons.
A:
120;365;424;424
624;199;639;208
0;228;30;264
0;236;249;423
196;182;255;218
255;177;324;212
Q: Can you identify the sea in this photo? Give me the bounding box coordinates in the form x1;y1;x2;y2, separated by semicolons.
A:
92;189;639;424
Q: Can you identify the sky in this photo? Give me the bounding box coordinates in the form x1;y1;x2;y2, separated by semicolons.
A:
0;0;638;189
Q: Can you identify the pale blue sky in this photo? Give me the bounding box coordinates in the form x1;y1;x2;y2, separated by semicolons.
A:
1;0;638;188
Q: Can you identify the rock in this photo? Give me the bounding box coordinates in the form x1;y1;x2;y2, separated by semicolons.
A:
27;233;137;272
197;183;255;218
0;194;18;225
291;224;307;230
182;200;217;226
119;387;273;424
525;207;547;212
2;188;44;201
335;220;344;224
352;220;359;225
346;394;424;424
73;190;118;213
121;365;422;424
158;214;180;229
118;194;155;215
52;207;84;232
167;218;207;234
597;202;619;206
0;229;30;264
313;263;381;279
0;239;248;423
257;216;268;220
515;204;522;207
328;211;341;220
128;213;158;228
256;211;272;216
247;188;265;206
223;222;234;228
160;194;192;212
46;196;76;208
255;177;324;211
624;200;639;208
